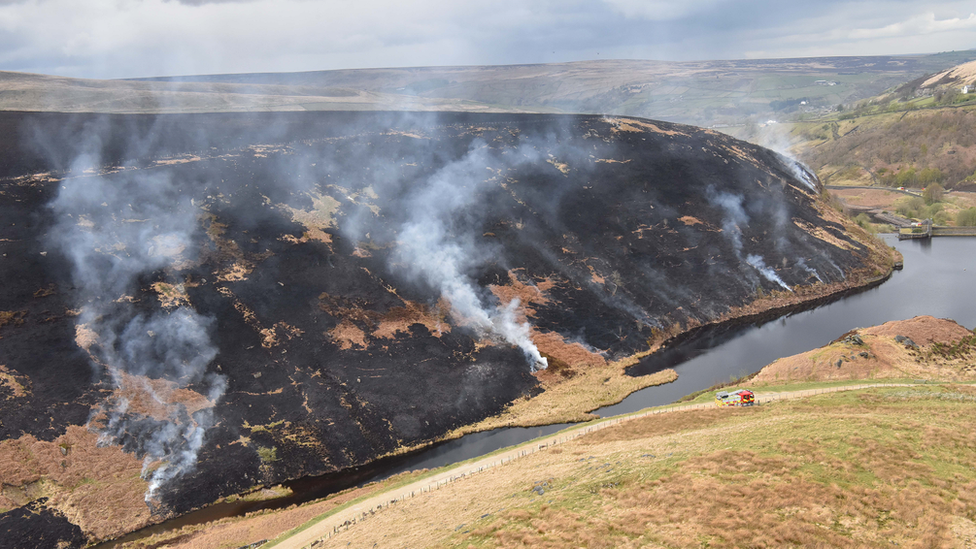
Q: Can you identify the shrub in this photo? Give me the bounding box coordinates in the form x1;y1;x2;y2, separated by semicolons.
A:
924;203;944;218
895;196;925;218
919;168;944;186
256;446;279;463
955;208;976;226
923;183;945;205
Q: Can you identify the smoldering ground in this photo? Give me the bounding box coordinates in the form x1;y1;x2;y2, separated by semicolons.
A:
47;160;226;502
4;111;878;527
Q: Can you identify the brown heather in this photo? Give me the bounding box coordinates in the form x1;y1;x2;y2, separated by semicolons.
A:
0;425;151;540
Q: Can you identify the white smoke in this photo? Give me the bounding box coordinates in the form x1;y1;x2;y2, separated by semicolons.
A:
785;158;819;192
392;142;547;371
753;124;821;193
706;186;795;291
49;162;225;503
746;254;791;291
707;188;748;255
143;372;226;500
796;257;823;283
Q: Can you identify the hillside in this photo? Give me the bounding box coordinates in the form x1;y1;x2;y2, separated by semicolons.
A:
921;59;976;89
0;110;895;546
0;71;508;114
131;52;976;127
750;315;976;384
786;104;976;190
308;382;976;549
727;57;976;202
4;51;975;125
103;317;976;549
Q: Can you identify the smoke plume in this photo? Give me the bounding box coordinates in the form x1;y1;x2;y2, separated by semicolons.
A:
706;186;793;291
746;254;791;291
389;141;547;371
49;157;225;503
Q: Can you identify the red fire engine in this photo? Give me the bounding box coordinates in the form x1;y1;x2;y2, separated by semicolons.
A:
715;390;756;407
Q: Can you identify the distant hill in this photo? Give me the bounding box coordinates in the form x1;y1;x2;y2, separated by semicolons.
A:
0;71;512;114
919;59;976;92
759;58;976;195
3;51;976;126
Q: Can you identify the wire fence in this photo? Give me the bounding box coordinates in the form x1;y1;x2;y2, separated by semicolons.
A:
299;381;913;548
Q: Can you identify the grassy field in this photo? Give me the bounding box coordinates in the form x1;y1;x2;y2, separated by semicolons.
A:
194;381;976;549
245;317;976;548
445;385;976;548
316;383;976;549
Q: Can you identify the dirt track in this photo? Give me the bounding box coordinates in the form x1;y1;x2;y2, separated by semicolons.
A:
269;382;914;549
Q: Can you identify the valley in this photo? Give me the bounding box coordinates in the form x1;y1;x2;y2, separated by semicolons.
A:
2;51;976;548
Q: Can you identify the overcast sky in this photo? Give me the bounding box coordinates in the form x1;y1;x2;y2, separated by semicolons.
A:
0;0;974;79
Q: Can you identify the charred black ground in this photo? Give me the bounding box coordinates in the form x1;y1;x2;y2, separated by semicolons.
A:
0;111;886;546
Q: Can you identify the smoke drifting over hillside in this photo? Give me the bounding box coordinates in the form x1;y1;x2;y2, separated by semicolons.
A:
47;148;225;502
0;111;890;539
388;141;548;370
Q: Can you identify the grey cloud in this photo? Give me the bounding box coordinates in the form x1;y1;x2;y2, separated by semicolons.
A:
1;1;973;87
162;0;260;4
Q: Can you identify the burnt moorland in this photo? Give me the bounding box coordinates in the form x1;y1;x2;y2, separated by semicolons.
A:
0;111;891;546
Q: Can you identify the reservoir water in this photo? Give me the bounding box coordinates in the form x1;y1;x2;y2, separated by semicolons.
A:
99;235;976;546
599;235;976;416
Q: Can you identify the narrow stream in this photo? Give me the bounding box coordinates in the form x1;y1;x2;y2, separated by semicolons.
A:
99;235;976;546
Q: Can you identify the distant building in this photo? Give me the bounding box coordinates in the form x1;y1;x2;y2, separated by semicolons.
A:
964;84;973;94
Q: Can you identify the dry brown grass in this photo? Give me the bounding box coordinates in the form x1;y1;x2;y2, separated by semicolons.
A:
751;316;976;384
488;271;557;318
922;59;976;87
829;188;906;210
114;471;429;549
580;408;748;445
259;321;304;349
372;299;451;340
150;282;190;308
0;364;30;399
250;384;976;549
92;371;218;423
321;293;451;349
605;117;689;137
863;316;973;346
328;319;367;350
279;192;340;245
32;283;57;298
0;310;27;338
0;425;151;540
445;367;678;436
